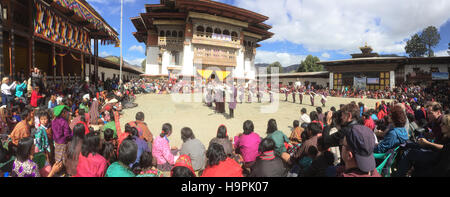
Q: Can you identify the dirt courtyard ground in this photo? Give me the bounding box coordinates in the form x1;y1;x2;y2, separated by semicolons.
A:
119;93;391;148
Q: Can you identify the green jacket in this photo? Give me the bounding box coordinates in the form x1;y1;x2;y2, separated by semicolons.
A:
105;162;135;177
267;130;290;157
102;121;117;138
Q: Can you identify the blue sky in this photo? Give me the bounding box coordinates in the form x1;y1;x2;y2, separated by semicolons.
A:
87;0;450;67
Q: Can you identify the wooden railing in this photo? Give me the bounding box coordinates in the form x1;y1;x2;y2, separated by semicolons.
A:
194;48;237;67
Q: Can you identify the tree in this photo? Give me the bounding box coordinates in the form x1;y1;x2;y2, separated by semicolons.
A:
405;33;427;57
297;55;323;72
267;61;283;74
420;26;440;57
141;59;146;73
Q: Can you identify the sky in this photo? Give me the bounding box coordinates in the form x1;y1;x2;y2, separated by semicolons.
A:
87;0;450;67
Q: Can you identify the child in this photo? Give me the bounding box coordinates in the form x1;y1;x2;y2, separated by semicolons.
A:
288;120;303;156
11;137;40;177
30;86;45;108
34;110;52;169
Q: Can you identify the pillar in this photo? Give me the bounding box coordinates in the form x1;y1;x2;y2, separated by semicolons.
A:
329;72;334;90
52;44;56;82
146;30;160;76
10;29;14;78
0;23;3;78
94;39;98;85
390;70;395;90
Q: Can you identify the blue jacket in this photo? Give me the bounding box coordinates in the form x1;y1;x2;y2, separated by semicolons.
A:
15;82;27;98
374;127;408;153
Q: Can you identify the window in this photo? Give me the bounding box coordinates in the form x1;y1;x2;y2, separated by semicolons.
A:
214;28;221;34
172;31;177;37
223;30;230;35
160;31;165;37
178;31;183;38
334;73;343;90
166;31;171;37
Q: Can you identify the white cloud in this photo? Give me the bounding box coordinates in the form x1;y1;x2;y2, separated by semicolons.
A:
321;52;330;59
125;57;145;66
100;51;111;57
129;45;145;53
235;0;450;54
255;50;306;66
435;49;449;57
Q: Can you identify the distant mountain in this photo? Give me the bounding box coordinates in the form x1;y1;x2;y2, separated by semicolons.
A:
255;63;300;73
104;56;143;71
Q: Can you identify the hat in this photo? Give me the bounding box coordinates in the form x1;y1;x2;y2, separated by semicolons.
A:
345;125;376;172
171;155;196;177
83;94;90;100
53;105;70;117
0;105;6;109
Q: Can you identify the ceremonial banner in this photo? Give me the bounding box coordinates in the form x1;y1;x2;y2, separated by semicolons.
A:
354;77;367;90
197;70;213;79
215;70;231;81
35;2;91;53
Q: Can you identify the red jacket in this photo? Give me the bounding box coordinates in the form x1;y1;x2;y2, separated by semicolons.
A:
201;158;243;177
30;90;44;107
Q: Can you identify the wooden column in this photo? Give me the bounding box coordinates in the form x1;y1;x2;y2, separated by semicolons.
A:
94;38;98;86
81;52;84;81
9;29;14;78
89;54;92;82
29;38;33;74
52;44;55;83
0;22;3;78
60;49;64;83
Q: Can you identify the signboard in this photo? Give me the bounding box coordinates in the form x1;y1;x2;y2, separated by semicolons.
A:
432;72;449;80
367;78;380;84
354;77;367;90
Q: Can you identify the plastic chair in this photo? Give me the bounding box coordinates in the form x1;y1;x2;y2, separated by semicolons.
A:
374;146;400;177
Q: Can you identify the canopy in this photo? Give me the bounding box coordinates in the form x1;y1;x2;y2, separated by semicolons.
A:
197;70;214;79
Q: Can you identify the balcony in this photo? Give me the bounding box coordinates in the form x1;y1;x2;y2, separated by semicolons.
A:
194;49;237;67
158;37;184;46
192;32;241;49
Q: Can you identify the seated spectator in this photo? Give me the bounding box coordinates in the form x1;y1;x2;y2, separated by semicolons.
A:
101;128;117;165
303;136;335;177
374;105;408;153
135;112;153;144
209;125;233;157
289;120;303;145
249;138;287;177
201;143;243;177
180;127;206;174
337;126;381;177
106;137;137;177
362;112;375;131
152;123;177;172
299;108;311;124
292;122;322;163
11;137;40;177
234;120;261;169
266;119;290;162
134;151;163;177
297;146;318;176
75;132;108;177
171;155;196;177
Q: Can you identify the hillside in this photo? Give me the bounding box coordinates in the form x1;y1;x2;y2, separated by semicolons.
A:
255;63;301;73
104;56;143;71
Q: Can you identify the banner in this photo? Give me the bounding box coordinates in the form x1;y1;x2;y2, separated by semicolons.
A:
197;70;213;79
432;72;449;80
354;77;367;90
367;78;380;84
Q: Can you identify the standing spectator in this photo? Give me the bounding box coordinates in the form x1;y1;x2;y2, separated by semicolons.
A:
234;120;261;169
15;80;27;104
1;77;17;106
9;108;32;146
249;138;287;177
64;123;86;177
52;105;72;163
30;86;45;108
180;127;206;174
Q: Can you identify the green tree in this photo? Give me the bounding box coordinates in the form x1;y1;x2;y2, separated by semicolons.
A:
141;59;146;73
297;55;323;72
420;26;441;57
405;33;427;57
267;61;283;74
